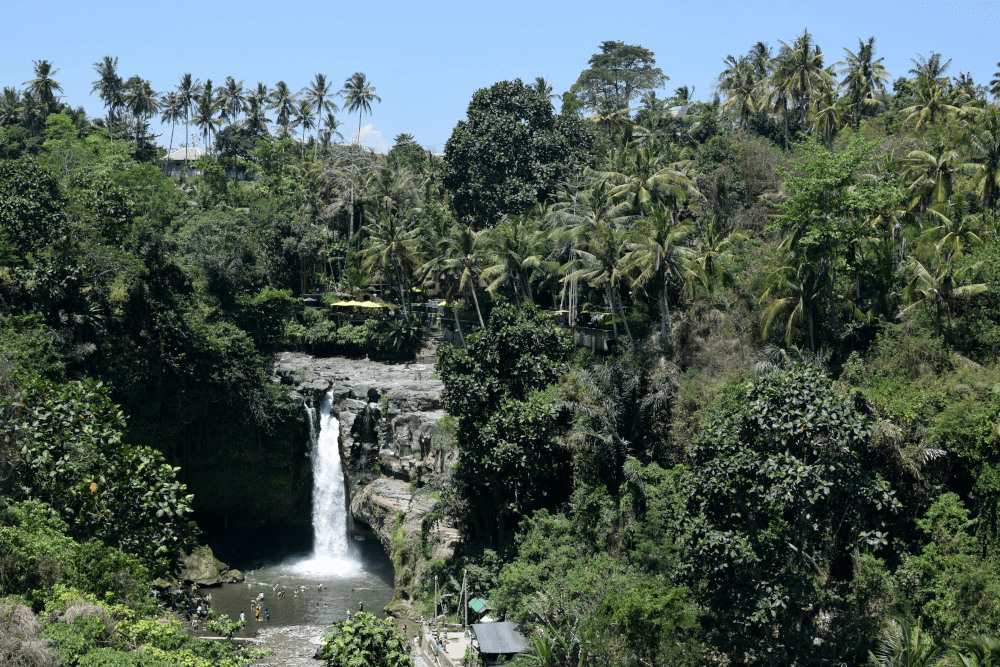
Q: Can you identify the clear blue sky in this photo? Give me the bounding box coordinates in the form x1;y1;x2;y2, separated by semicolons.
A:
2;0;997;152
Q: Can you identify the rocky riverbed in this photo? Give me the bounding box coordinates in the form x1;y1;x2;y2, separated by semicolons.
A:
248;624;429;667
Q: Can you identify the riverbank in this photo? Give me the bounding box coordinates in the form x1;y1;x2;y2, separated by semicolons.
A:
247;624;431;667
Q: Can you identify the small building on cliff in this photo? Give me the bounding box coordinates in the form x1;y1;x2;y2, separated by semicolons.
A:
471;622;529;664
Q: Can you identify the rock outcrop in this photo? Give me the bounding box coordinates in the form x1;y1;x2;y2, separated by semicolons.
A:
177;545;244;587
273;352;461;601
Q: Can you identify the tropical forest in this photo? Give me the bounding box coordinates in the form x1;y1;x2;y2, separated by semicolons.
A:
3;31;1000;667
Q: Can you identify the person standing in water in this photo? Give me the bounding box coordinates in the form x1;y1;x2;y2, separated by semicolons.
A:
264;609;270;622
358;601;363;612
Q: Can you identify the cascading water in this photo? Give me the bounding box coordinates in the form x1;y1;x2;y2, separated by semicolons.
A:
292;389;358;575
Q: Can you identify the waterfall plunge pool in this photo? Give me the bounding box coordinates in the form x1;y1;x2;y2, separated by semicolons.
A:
202;389;395;631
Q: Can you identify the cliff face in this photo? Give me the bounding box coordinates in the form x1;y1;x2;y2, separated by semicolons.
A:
273;352;460;600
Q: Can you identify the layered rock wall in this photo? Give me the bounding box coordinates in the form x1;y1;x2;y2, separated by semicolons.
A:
273;352;460;598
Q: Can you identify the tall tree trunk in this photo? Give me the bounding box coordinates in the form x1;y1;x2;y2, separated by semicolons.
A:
453;302;465;347
608;286;619;341
783;106;789;151
184;110;189;176
469;283;485;328
615;286;635;346
314;97;321;162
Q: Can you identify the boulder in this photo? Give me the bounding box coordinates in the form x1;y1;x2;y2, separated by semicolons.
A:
179;545;225;586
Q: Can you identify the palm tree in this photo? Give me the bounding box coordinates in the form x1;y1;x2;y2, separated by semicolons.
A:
566;219;635;345
809;86;847;151
294;99;316;158
868;616;942;667
441;225;487;327
240;83;272;136
918;197;986;262
532;77;558;103
909;52;952;85
91;56;123;143
160;92;183;159
268;81;298;140
954;72;985;102
692;215;747;293
321;112;343;153
717;54;763;133
124;76;160;148
991;62;1000;101
626;207;695;342
775;29;834;131
23;60;63;119
339;72;381;142
768;59;795;150
303;74;340;161
19;92;42;136
176;73;203;174
902;78;962;129
588;95;633;140
591;145;699;215
954;635;1000;666
0;87;22;126
360;211;420;317
482;217;554;304
219;76;246;127
898;125;969;209
760;261;824;352
837;37;891;127
966;106;1000;212
189;82;222;160
899;256;986;337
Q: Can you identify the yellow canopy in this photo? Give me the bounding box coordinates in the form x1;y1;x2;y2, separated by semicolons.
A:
327;300;397;309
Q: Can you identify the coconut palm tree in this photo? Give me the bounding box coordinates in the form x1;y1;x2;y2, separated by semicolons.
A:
902;78;963;129
626;206;696;342
321;112;343;153
294;99;316;158
899;255;986;337
691;215;747;293
189;83;222;160
160;92;183;159
91;56;123;143
360;211;420;317
809;86;847;152
23;60;63;119
441;225;487;327
303;74;340;161
588;95;634;140
565;218;635;345
966;106;1000;211
991;62;1000;101
868;616;942;667
176;73;203;174
909;52;952;85
218;76;246;127
482;216;554;304
123;76;161;148
339;72;381;142
19;92;42;136
0;87;22;126
240;83;272;136
775;29;835;131
267;81;298;140
837;37;891;127
897;124;970;209
768;59;795;150
717;54;764;133
953;72;985;103
532;76;559;103
760;261;824;352
918;197;986;262
591;145;699;215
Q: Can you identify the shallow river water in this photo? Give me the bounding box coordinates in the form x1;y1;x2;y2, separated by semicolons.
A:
204;388;395;634
203;540;395;633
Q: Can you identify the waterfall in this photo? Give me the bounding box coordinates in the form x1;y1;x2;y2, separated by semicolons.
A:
292;389;358;574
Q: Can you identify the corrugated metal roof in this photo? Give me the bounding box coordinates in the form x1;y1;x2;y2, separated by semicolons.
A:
472;622;528;655
166;147;206;161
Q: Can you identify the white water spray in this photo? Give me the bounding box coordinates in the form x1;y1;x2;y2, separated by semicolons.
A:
291;389;358;575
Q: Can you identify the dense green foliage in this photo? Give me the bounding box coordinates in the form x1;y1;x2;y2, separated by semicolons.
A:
4;32;1000;667
321;612;412;667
